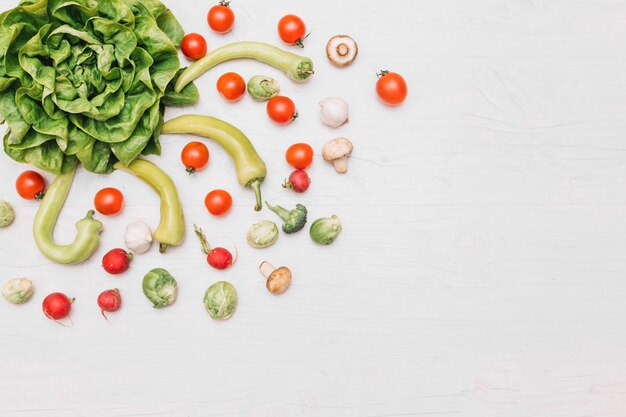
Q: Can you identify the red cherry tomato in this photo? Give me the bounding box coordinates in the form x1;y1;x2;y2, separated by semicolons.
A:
278;14;307;47
181;33;207;60
208;1;235;33
285;143;314;169
376;70;408;106
15;170;46;200
266;96;298;125
94;187;124;216
216;72;246;102
205;189;232;216
181;141;209;173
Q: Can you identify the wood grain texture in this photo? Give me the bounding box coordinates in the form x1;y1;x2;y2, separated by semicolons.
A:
1;0;626;416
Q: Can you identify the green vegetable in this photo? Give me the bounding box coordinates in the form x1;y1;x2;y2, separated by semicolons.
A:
0;0;198;175
265;202;307;234
246;220;279;248
2;278;33;304
310;215;342;245
203;281;237;320
0;200;14;227
247;75;280;101
33;167;103;264
142;268;177;308
161;115;267;211
174;41;314;93
114;159;184;253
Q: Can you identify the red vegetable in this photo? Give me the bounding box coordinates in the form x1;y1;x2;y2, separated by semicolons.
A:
376;70;408;106
16;170;46;200
97;289;122;320
216;72;246;102
208;1;235;34
207;247;233;270
94;187;124;215
285;143;314;169
181;33;207;60
181;141;209;173
42;292;73;320
267;96;298;125
205;189;232;216
278;14;308;47
102;248;133;275
283;169;311;193
194;225;235;270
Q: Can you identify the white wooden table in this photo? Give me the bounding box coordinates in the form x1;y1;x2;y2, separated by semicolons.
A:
1;1;626;416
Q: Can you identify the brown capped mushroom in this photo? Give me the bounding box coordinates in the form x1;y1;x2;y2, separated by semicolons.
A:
259;261;292;294
326;35;358;67
322;137;353;173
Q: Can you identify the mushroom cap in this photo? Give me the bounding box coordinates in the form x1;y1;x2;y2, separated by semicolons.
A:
266;266;292;294
322;137;353;161
326;35;358;67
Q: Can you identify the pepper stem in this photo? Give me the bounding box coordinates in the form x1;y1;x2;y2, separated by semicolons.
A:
159;243;169;253
250;180;263;211
193;224;212;254
84;210;96;220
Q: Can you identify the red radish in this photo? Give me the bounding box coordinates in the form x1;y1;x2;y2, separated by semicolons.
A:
102;248;133;275
207;247;233;270
283;169;311;193
193;224;236;270
97;289;122;320
42;292;73;320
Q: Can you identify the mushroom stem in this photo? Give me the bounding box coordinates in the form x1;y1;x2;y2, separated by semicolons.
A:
259;261;275;279
337;43;349;56
332;157;349;173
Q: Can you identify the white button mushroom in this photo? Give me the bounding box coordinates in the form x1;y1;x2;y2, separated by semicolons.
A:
322;137;353;173
326;35;358;67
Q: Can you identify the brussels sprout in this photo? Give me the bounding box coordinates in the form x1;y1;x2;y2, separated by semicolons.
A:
246;221;279;248
247;75;280;101
203;281;238;320
0;200;15;228
309;215;342;245
142;268;178;308
2;278;34;304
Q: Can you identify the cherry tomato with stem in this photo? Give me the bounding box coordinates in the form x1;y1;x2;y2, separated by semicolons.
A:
181;33;207;60
216;72;246;102
285;143;314;169
376;70;408;106
181;141;209;174
94;187;124;216
278;14;308;47
205;189;232;216
267;96;298;125
208;1;235;33
15;170;46;200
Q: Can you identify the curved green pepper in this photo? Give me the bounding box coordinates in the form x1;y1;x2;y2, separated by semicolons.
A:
174;41;314;93
114;159;184;253
161;115;267;211
33;167;103;264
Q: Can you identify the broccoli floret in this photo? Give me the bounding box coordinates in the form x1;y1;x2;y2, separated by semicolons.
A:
265;201;307;234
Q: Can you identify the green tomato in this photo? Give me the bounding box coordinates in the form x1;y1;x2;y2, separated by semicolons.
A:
142;268;178;308
246;220;279;248
247;75;280;101
2;278;34;304
204;281;238;320
0;200;15;228
309;215;342;245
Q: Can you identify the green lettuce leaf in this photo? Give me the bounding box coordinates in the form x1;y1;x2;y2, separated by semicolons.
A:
0;0;198;174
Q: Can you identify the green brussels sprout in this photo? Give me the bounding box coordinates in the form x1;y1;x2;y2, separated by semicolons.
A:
2;278;34;304
0;200;15;228
204;281;238;320
246;221;279;248
247;75;280;101
309;215;342;245
142;268;178;308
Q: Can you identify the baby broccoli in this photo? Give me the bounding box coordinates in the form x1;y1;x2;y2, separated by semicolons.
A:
265;201;308;234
